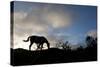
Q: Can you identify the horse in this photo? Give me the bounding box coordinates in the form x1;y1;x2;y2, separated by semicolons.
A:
23;35;50;50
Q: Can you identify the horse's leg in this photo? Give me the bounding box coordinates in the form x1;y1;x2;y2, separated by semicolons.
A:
37;44;40;48
29;42;33;51
40;44;43;50
46;42;49;49
36;44;40;50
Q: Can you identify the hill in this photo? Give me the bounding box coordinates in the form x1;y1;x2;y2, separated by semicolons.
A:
11;48;97;66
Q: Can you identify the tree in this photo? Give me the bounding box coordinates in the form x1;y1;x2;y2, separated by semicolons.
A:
56;40;63;48
86;36;97;48
56;40;71;50
77;46;84;51
61;41;71;50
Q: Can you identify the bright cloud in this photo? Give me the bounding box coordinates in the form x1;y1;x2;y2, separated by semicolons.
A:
12;2;97;50
13;3;73;50
87;29;97;38
45;10;71;28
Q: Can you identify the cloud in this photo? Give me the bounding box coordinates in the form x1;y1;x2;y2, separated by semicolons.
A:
13;6;73;36
12;3;75;49
87;29;97;38
46;12;71;28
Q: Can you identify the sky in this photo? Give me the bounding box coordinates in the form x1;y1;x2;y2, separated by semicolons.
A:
11;1;97;50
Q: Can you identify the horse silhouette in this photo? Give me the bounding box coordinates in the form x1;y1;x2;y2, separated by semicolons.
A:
23;35;50;50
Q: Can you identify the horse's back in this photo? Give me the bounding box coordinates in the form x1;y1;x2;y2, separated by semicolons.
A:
30;35;47;42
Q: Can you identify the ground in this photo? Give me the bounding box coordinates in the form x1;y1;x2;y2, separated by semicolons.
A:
11;47;97;66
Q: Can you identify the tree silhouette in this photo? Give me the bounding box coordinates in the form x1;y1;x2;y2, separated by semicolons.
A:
56;40;63;48
56;40;71;50
77;46;84;51
61;41;71;50
86;36;97;48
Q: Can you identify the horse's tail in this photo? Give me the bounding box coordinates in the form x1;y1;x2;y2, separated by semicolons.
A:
23;36;30;42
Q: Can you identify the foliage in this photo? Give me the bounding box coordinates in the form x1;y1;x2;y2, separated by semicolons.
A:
56;40;71;50
86;36;97;48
